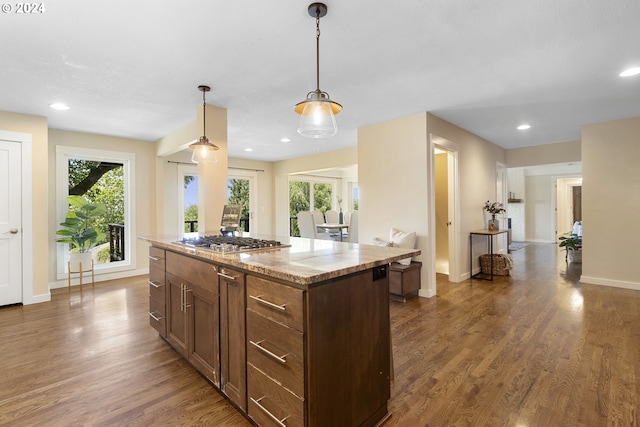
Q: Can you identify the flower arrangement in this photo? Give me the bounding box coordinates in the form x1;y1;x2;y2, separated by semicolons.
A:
483;201;505;215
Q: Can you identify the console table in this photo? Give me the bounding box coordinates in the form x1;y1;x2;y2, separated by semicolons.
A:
469;229;509;281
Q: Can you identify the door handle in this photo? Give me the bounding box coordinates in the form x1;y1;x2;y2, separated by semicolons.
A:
3;228;19;234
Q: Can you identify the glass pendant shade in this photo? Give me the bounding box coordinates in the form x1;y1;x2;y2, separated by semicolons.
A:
295;91;342;138
190;136;219;164
295;3;342;138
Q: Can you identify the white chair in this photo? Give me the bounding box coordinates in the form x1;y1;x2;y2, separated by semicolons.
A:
325;210;339;223
343;211;350;225
297;211;331;240
348;211;358;243
311;210;325;225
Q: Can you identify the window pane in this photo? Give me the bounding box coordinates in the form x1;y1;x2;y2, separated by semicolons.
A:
184;175;198;233
313;183;332;213
352;185;359;211
227;178;250;232
67;159;124;264
289;181;310;236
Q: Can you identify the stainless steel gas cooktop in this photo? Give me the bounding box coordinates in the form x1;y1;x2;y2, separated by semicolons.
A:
174;235;289;254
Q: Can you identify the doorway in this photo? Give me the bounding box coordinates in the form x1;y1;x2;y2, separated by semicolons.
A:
556;177;583;237
431;135;461;284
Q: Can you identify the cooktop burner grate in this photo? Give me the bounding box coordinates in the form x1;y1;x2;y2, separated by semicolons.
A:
174;235;288;254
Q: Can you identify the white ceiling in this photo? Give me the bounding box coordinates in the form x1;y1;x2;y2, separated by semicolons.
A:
2;1;640;162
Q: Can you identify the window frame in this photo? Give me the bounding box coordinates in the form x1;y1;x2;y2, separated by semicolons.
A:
55;146;136;279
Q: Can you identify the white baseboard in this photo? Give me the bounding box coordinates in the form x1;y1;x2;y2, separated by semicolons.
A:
49;268;149;290
25;292;51;304
580;276;640;291
418;288;436;298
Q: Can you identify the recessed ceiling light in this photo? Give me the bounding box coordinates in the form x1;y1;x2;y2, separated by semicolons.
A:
280;137;291;143
517;124;531;130
619;67;640;77
50;103;70;110
244;148;253;152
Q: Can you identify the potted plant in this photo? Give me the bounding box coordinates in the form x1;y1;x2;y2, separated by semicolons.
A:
483;201;505;231
559;233;582;263
56;195;106;271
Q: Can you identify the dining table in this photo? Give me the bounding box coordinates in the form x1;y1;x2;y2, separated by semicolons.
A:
317;223;349;241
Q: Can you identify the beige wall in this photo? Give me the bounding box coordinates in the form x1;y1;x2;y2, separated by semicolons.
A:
507;140;581;167
358;113;430;291
0;110;49;301
426;113;507;282
48;129;157;288
358;113;429;241
524;175;555;242
581;117;640;290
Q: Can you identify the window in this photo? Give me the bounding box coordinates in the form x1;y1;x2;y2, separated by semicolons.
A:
227;169;257;233
56;146;135;278
350;182;359;211
288;177;336;236
178;164;198;233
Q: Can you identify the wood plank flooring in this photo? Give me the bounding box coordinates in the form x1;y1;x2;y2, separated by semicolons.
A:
0;243;638;426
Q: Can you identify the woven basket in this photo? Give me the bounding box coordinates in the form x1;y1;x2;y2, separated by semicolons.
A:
479;254;511;276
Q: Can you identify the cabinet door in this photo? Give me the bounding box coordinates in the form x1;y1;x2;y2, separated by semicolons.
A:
188;270;220;387
219;266;247;411
166;272;187;357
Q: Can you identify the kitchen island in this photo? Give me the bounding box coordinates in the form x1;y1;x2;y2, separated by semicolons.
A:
140;234;420;427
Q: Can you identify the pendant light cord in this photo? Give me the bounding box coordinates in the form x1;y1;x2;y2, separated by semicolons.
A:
202;90;206;137
315;9;321;92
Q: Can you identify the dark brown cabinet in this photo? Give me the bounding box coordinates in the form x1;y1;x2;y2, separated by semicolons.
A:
147;247;166;336
246;269;390;427
149;246;392;427
219;266;247;411
166;252;220;386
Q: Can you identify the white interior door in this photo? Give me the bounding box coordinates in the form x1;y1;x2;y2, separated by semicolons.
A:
0;140;22;305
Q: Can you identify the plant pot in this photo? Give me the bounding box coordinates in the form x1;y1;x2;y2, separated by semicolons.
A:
568;250;582;263
69;251;93;272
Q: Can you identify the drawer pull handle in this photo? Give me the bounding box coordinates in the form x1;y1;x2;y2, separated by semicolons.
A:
148;311;163;322
148;255;161;262
148;280;163;288
249;294;287;311
218;271;238;281
249;340;288;364
250;396;290;427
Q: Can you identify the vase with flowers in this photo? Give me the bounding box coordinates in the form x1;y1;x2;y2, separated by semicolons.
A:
483;200;505;231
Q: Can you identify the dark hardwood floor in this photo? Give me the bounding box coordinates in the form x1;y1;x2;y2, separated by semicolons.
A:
1;243;638;426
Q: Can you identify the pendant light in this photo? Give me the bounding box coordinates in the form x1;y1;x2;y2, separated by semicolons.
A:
190;85;220;164
294;2;342;138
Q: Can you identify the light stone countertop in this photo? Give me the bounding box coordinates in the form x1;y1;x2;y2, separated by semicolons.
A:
139;234;421;287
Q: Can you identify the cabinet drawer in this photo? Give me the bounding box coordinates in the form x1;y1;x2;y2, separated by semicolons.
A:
248;364;304;427
247;276;304;331
148;247;165;269
167;251;218;290
148;295;166;336
148;266;166;303
247;309;304;398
